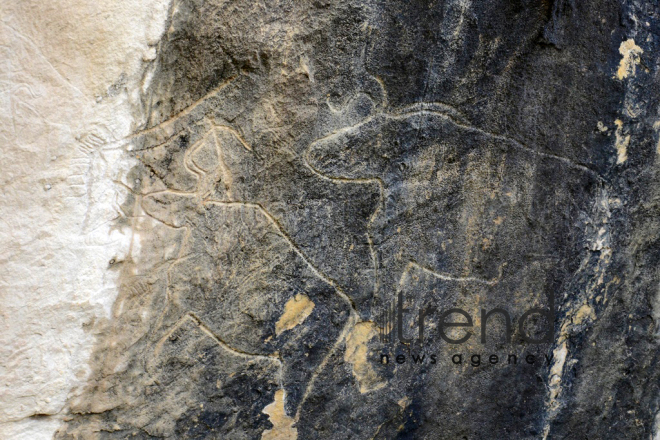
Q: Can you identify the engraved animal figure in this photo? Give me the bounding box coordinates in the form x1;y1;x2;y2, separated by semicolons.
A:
139;121;353;419
306;105;599;307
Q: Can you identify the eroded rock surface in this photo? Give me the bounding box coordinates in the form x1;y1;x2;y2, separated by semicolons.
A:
3;0;660;439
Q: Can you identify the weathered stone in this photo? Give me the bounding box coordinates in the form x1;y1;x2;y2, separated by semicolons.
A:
3;0;660;439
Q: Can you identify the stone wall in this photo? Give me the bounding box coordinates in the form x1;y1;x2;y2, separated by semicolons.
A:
2;1;660;439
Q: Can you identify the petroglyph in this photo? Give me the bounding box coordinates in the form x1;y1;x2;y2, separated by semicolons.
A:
54;115;359;437
306;105;601;309
44;1;660;439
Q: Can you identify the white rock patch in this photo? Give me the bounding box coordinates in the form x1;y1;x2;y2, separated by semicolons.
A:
0;1;171;438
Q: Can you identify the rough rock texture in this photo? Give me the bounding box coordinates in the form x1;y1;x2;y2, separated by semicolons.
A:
3;0;660;439
0;1;171;438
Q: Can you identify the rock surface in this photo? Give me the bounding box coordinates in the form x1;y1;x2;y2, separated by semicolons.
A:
2;0;660;439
